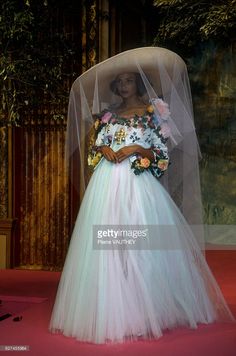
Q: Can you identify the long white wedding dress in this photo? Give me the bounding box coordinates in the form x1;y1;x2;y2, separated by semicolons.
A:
48;111;235;344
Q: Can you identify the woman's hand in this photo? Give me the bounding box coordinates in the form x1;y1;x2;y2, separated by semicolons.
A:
100;146;119;163
116;145;155;163
100;144;155;164
116;145;140;163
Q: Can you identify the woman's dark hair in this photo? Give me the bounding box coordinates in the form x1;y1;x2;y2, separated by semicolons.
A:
110;72;147;97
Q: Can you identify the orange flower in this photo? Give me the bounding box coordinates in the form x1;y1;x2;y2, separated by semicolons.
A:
147;105;154;113
140;157;151;168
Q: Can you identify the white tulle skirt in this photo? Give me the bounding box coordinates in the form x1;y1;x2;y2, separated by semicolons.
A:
48;156;235;344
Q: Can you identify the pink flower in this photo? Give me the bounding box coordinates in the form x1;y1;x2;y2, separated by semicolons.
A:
101;111;112;123
160;123;171;138
153;98;171;120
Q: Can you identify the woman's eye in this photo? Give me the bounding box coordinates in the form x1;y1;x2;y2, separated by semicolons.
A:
116;77;134;85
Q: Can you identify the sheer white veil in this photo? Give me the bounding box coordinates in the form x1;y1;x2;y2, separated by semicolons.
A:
66;47;205;252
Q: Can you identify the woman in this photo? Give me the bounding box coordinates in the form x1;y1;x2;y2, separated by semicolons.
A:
49;48;235;344
92;72;165;168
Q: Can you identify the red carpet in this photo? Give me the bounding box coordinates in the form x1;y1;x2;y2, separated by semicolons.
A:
0;250;236;356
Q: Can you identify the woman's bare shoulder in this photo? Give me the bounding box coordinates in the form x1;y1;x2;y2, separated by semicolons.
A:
114;105;148;117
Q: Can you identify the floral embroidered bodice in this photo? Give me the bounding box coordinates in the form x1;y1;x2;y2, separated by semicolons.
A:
88;99;171;179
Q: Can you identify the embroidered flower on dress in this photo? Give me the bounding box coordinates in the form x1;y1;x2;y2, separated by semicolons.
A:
159;122;171;138
88;151;102;167
151;98;171;120
140;158;151;168
101;111;112;123
94;119;100;130
147;105;154;113
157;159;169;171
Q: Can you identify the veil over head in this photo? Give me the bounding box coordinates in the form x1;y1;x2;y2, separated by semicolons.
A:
66;47;205;251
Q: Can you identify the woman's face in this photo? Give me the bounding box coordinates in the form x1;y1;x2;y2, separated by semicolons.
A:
115;73;138;99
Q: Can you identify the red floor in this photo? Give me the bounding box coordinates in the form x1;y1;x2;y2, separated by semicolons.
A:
0;250;236;356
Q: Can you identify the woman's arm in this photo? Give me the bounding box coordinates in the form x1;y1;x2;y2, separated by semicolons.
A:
148;125;170;178
99;145;118;163
133;145;155;162
115;145;155;163
88;120;118;168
